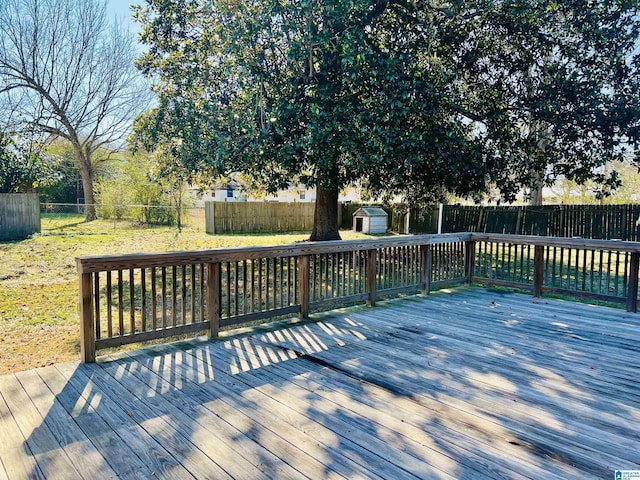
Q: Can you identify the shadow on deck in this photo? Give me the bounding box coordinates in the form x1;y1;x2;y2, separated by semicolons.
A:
1;287;639;479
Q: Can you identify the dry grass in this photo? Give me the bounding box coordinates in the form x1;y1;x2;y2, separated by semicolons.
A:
0;213;369;374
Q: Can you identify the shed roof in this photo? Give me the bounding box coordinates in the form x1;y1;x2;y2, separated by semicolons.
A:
352;207;388;217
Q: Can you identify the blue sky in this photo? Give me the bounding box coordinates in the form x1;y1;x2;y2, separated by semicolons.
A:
107;0;139;34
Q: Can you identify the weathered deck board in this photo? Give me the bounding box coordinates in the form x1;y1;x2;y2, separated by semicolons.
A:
261;315;635;476
1;288;639;479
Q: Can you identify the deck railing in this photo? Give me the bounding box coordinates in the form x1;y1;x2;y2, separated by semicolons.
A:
77;233;640;362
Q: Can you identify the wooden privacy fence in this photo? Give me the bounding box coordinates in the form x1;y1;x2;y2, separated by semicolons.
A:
77;233;640;362
0;193;40;240
410;204;640;240
206;201;315;234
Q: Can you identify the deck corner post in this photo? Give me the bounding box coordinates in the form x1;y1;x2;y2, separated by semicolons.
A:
79;271;96;363
464;240;476;286
627;252;639;313
298;254;310;318
420;244;432;294
206;262;221;338
366;249;377;306
533;245;545;298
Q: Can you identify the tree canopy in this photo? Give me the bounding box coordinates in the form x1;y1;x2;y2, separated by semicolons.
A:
134;0;640;239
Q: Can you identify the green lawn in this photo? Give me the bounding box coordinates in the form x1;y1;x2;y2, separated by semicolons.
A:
0;214;369;374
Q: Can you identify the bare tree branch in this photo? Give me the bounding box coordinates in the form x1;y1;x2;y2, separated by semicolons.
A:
0;0;153;220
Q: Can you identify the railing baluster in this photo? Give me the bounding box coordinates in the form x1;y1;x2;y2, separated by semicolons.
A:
424;244;432;292
151;267;157;329
534;245;544;298
294;256;299;304
226;261;232;318
161;267;167;329
141;268;146;331
279;257;284;308
190;264;196;323
181;265;187;325
94;272;101;340
234;261;240;316
465;240;475;285
251;259;256;313
273;256;278;307
199;264;205;322
299;255;310;318
130;269;136;334
207;262;220;337
366;249;377;306
118;270;124;335
243;260;248;314
106;271;113;338
627;252;639;312
171;266;177;327
258;259;263;311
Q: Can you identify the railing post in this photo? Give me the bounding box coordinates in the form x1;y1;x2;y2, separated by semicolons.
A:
206;262;221;338
366;249;377;306
627;252;639;313
79;272;96;363
465;240;476;286
298;255;310;318
420;245;432;294
533;245;544;298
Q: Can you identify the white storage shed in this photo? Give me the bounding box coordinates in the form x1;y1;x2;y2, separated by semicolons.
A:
352;207;388;234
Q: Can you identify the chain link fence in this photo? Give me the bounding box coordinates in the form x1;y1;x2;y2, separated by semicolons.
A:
40;203;206;232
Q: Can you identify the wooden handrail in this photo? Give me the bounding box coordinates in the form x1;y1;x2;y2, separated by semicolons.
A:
76;233;472;273
76;232;640;363
470;233;640;252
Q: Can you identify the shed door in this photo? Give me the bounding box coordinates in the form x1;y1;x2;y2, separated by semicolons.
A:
355;217;363;232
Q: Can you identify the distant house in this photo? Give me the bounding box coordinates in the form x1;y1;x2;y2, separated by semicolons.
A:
203;180;246;202
261;184;316;203
196;177;362;204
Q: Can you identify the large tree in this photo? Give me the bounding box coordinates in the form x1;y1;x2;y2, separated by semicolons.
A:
440;2;640;204
0;0;152;220
134;0;640;239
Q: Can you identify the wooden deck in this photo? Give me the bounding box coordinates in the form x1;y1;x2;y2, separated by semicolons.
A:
1;288;639;479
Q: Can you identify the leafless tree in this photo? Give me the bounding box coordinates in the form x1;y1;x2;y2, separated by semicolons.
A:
0;0;152;220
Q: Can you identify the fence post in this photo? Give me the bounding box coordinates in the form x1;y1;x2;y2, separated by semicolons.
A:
366;249;377;306
465;240;476;285
533;245;544;298
627;252;639;313
206;262;221;338
421;245;432;294
79;272;96;363
515;208;524;235
298;255;310;318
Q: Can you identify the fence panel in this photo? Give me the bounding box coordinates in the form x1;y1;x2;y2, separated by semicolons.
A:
0;193;40;240
409;207;439;233
206;201;315;234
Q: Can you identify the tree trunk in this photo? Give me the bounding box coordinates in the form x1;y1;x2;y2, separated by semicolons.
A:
76;148;97;221
530;185;543;206
530;170;544;206
310;186;341;241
